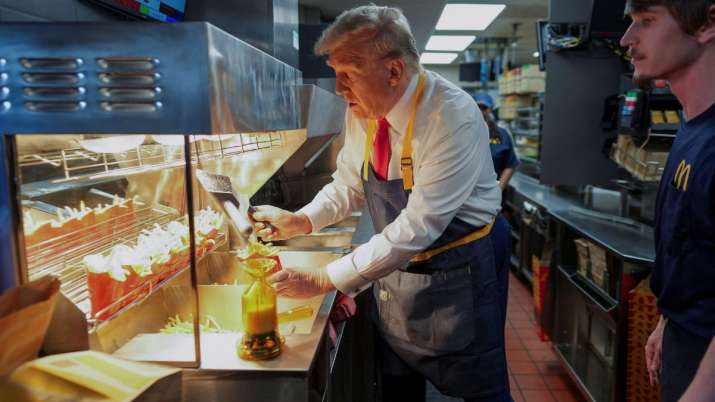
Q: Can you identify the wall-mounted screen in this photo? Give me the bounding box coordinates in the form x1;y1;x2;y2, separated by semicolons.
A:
90;0;186;22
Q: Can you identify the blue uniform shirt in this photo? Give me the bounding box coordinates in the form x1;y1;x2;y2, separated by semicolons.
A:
489;126;520;178
651;102;715;338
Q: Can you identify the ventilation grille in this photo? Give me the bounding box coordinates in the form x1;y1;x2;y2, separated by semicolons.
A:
17;56;163;113
96;57;162;113
1;57;9;113
20;57;86;112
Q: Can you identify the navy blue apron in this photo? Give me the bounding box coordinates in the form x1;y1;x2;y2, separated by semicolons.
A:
363;160;512;399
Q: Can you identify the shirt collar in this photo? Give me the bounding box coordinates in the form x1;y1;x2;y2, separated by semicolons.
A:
384;73;420;136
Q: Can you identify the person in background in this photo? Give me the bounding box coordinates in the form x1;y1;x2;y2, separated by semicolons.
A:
474;94;519;192
620;1;715;401
250;5;512;402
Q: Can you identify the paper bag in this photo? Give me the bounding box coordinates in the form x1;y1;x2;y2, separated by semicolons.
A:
5;351;181;402
0;276;61;376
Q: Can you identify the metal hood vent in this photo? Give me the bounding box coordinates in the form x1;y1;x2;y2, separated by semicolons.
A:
299;84;345;138
0;22;303;135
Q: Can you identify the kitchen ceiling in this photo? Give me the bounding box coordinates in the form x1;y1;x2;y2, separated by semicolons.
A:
298;0;549;66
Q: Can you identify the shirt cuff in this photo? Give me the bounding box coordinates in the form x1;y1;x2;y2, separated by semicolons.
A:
297;202;331;233
326;254;372;298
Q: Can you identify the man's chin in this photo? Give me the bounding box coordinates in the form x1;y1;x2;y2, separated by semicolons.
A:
349;107;374;119
633;71;655;90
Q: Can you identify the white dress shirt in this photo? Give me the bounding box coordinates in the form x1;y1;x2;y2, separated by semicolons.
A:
299;70;501;297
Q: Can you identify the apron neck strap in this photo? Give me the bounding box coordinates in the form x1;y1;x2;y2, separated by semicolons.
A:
362;70;426;190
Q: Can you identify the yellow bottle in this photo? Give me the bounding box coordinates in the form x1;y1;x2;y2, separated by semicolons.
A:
237;258;282;360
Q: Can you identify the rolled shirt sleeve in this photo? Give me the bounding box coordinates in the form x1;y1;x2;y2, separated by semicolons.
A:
298;116;367;233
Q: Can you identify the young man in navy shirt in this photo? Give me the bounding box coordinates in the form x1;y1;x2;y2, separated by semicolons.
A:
621;1;715;401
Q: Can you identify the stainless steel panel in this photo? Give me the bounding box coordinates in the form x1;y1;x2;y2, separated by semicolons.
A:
298;84;345;138
0;22;211;134
206;24;300;133
0;23;347;136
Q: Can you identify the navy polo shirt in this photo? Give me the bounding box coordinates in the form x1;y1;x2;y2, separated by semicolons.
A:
489;127;520;178
651;102;715;338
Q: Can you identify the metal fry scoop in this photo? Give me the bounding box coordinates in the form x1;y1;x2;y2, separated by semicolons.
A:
195;169;255;244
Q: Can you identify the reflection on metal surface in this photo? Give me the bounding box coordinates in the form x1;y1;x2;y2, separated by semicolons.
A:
99;101;162;113
194;130;306;198
22;72;85;84
20;57;83;70
96;57;159;71
78;135;146;153
25;101;86;112
15;131;302;187
23;86;86;99
98;72;161;85
298;85;345;138
207;25;300;133
99;87;160;100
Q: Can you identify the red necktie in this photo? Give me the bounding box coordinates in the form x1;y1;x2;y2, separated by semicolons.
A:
372;117;391;181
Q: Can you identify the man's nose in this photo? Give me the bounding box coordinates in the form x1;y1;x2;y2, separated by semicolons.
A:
620;23;636;48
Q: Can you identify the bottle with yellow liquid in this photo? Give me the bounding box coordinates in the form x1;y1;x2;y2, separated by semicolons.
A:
238;258;282;360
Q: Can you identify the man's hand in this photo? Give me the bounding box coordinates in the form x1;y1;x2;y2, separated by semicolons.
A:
249;205;312;241
268;267;335;298
646;315;667;386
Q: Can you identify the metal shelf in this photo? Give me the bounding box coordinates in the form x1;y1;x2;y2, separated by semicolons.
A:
25;205;226;325
517;107;540;113
17;133;286;184
516;144;539;150
520;156;540;164
512;129;540;138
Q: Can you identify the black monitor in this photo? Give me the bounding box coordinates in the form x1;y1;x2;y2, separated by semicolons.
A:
458;62;480;82
589;0;629;39
89;0;186;22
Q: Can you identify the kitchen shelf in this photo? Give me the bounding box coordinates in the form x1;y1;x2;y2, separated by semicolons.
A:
558;265;617;312
512;129;540;138
516;144;539;150
520;156;540;164
26;205;226;326
17;133;286;184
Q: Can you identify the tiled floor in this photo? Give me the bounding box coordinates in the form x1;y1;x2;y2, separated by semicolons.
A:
426;272;586;402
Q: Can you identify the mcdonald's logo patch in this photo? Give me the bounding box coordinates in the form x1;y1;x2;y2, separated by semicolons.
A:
673;160;691;192
490;137;502;145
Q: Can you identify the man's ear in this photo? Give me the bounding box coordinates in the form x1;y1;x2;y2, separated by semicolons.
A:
695;4;715;44
385;58;406;87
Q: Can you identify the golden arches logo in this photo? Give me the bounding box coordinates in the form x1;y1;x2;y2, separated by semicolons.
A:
673;160;691;192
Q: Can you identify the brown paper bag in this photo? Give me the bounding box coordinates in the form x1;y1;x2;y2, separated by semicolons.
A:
0;276;60;376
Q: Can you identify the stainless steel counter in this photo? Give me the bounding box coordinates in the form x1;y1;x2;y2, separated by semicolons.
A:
509;173;655;264
181;292;337;402
548;208;655;265
509;173;581;212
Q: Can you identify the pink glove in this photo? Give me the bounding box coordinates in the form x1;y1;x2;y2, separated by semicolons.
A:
268;267;335;298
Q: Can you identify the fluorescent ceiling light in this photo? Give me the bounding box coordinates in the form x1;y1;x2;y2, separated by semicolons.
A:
420;52;458;65
436;4;506;31
425;35;476;51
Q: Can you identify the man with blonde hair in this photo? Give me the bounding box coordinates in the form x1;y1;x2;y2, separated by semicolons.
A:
252;5;512;401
